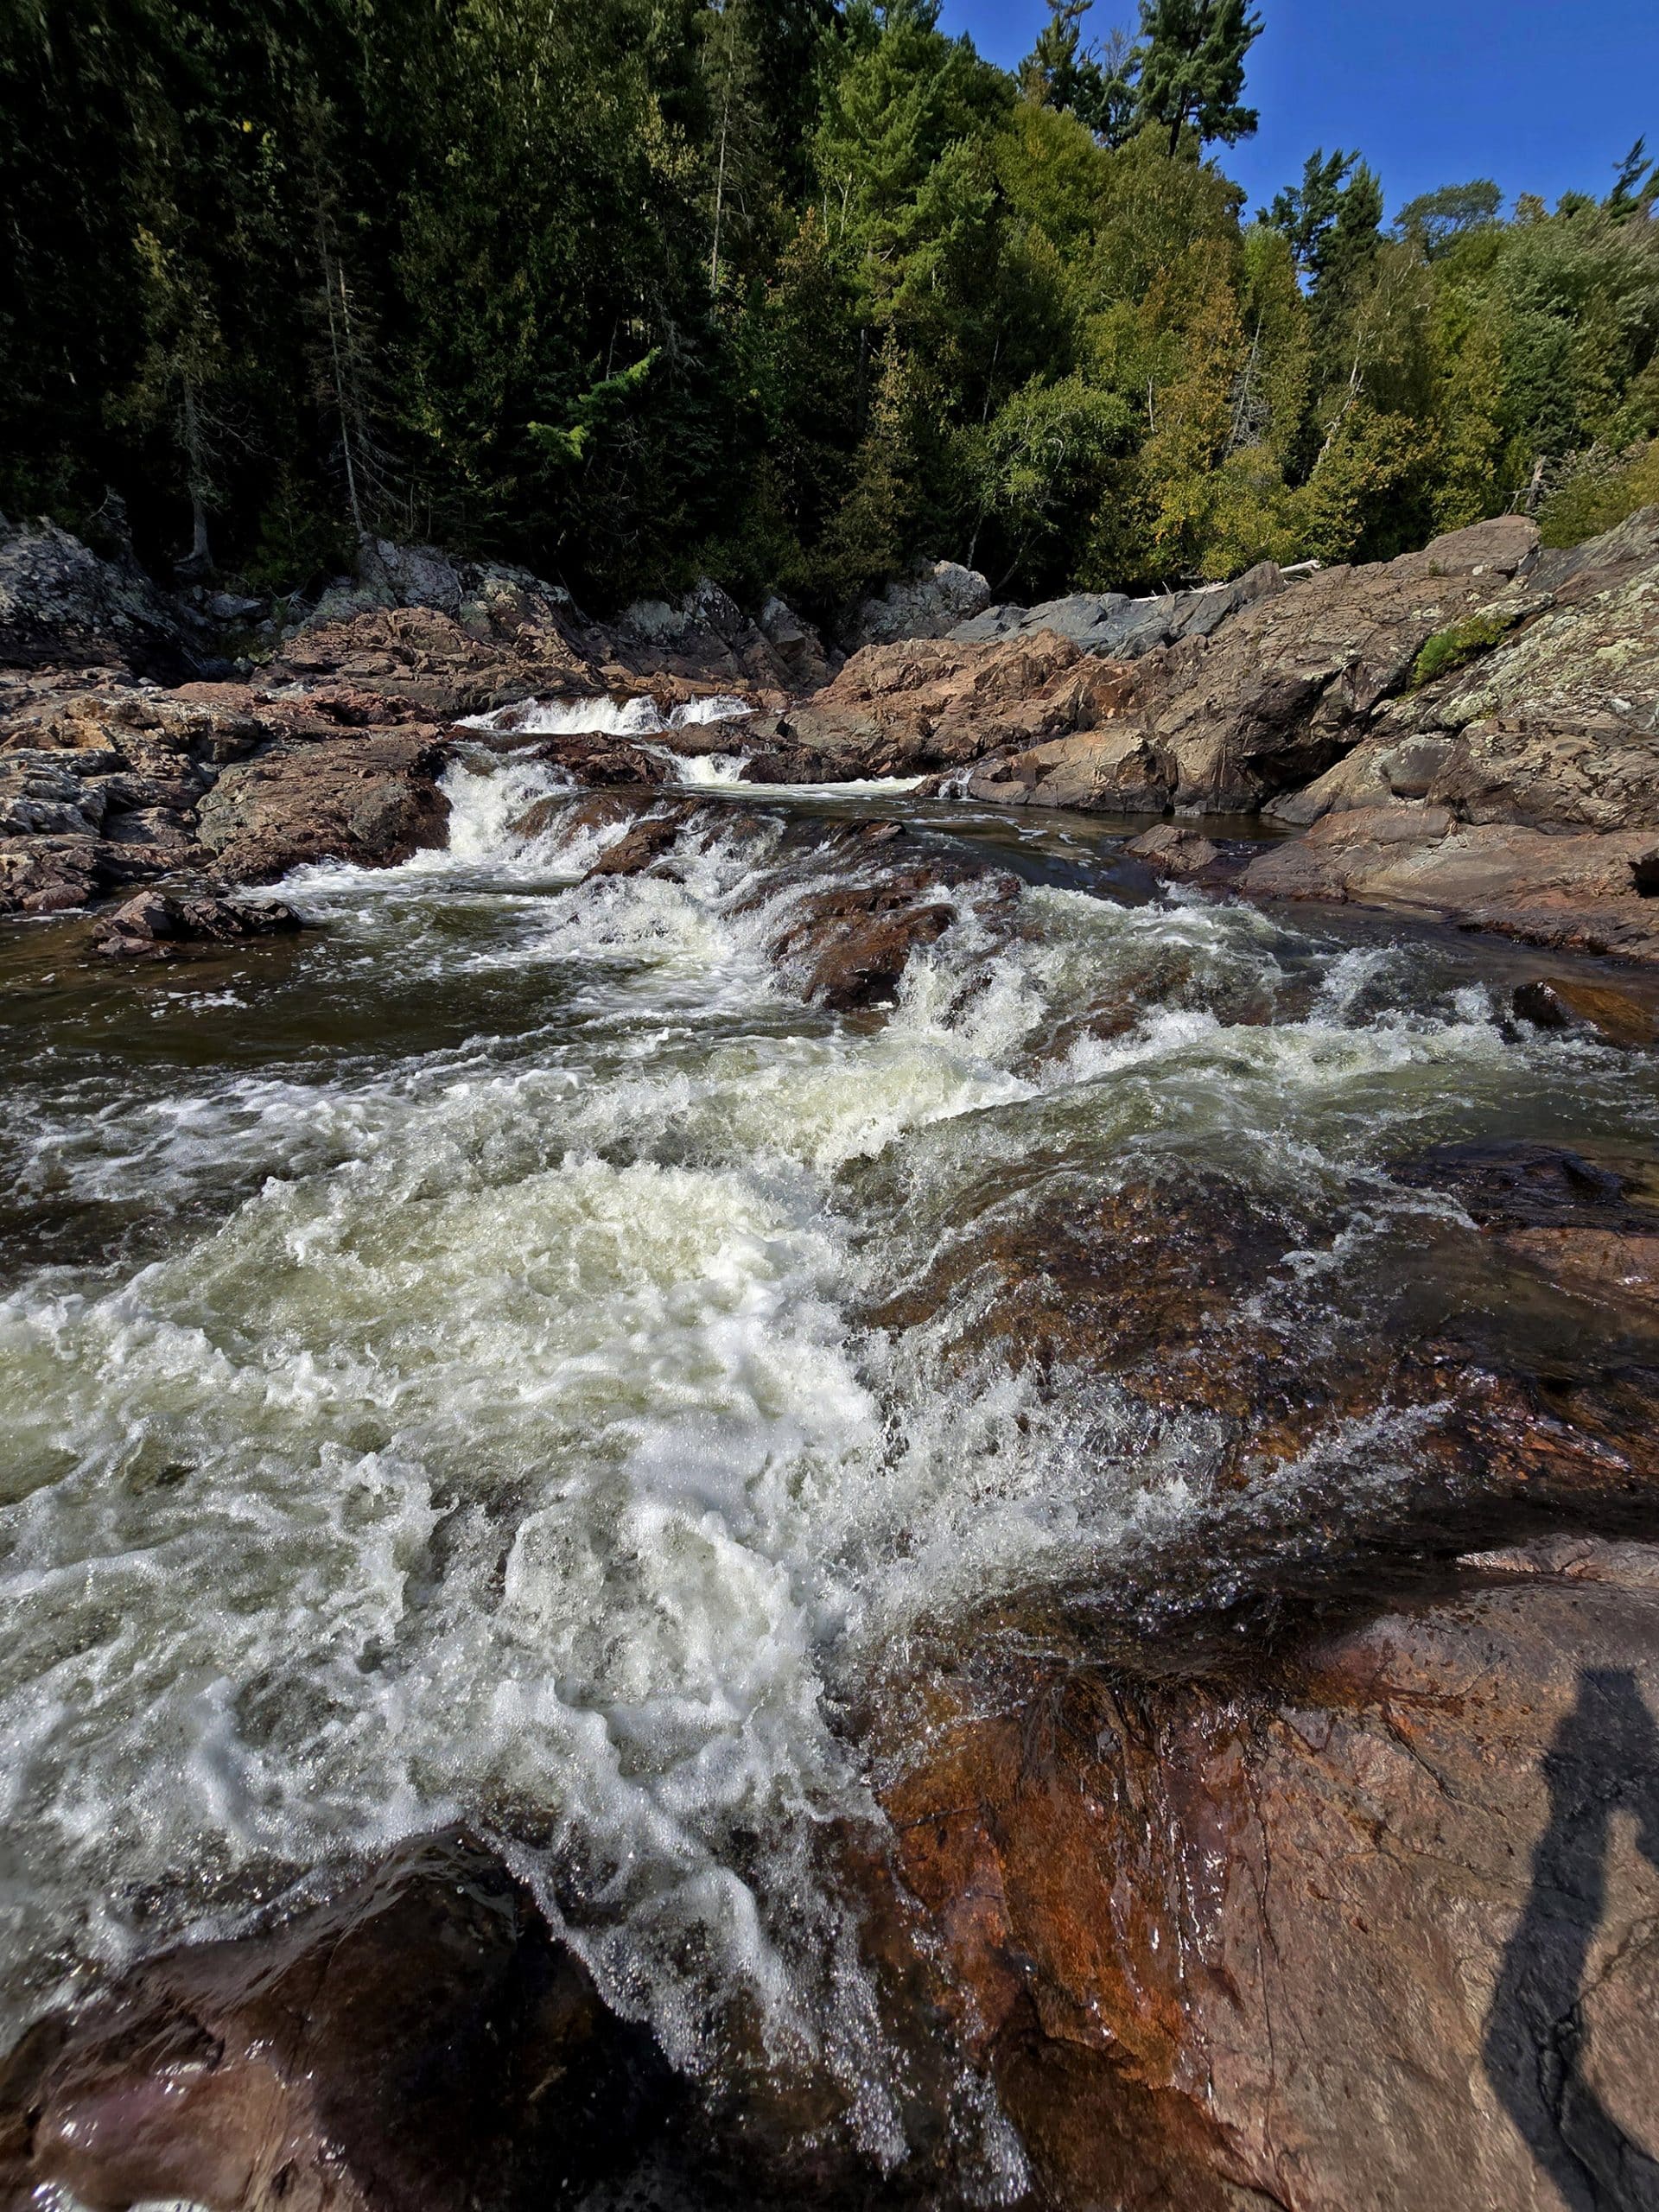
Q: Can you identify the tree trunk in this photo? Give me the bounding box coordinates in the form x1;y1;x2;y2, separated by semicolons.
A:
709;10;737;293
316;217;365;538
180;374;213;575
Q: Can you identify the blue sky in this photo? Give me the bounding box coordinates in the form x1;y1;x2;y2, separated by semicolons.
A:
937;1;1659;220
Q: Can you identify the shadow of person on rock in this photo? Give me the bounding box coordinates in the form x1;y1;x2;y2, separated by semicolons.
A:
1484;1667;1659;2210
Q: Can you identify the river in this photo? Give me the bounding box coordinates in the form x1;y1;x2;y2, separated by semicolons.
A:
3;737;1658;2186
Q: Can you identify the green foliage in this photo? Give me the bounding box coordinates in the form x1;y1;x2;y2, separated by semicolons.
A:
1135;0;1262;159
530;354;662;467
1020;0;1141;145
1539;439;1659;546
1410;608;1520;690
2;0;1656;620
1395;180;1502;258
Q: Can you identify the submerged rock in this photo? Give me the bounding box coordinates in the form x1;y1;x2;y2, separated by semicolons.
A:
92;887;303;959
1394;1138;1657;1229
1513;974;1657;1048
557;794;1017;1010
0;1831;679;2212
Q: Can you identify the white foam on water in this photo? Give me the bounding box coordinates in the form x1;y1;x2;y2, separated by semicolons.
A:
465;692;755;741
643;745;753;787
668;694;754;728
469;693;666;738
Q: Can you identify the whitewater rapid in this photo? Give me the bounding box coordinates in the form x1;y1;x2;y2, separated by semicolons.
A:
2;749;1656;2175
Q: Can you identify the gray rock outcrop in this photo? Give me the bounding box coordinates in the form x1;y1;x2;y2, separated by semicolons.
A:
846;558;992;651
0;518;203;679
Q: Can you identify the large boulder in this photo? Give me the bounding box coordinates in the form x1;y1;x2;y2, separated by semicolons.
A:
1271;714;1659;836
0;520;201;680
268;605;588;722
357;537;463;619
845;558;992;652
951;521;1548;817
757;593;834;689
781;630;1135;779
616;576;811;689
886;1538;1659;2211
0;834;104;914
196;731;451;882
0;1831;679;2212
951;561;1285;660
92;886;303;958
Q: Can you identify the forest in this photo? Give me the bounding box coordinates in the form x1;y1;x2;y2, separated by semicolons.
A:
3;0;1658;620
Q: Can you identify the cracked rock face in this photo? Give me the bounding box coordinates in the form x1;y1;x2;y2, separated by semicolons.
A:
0;674;454;912
0;521;206;681
782;629;1135;779
195;733;453;884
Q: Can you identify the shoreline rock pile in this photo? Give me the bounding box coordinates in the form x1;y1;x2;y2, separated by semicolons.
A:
4;504;1657;960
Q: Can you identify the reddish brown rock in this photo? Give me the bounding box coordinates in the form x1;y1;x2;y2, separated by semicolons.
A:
0;833;103;913
959;518;1553;818
885;1541;1659;2212
1513;973;1657;1047
783;630;1135;778
0;1832;677;2212
266;604;591;722
1241;805;1659;959
1122;823;1223;880
92;887;303;959
1273;715;1659;837
195;734;451;883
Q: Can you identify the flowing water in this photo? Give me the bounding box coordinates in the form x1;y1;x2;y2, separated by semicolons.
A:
3;741;1659;2183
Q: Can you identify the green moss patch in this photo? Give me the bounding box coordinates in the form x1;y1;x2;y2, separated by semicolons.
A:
1409;610;1519;690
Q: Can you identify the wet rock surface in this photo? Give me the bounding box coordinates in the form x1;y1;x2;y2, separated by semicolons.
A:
3;505;1656;956
1514;974;1657;1047
92;887;303;959
0;1832;680;2212
560;794;1018;1009
5;512;1659;2212
884;1540;1659;2212
1240;806;1659;959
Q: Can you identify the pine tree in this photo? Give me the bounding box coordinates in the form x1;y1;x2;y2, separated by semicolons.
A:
1264;149;1363;279
1605;138;1659;222
1020;0;1142;145
1135;0;1262;159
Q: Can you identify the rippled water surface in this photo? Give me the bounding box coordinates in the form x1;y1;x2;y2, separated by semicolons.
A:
4;750;1659;2168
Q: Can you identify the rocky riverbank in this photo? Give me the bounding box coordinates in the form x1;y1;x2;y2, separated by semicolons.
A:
4;506;1658;963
